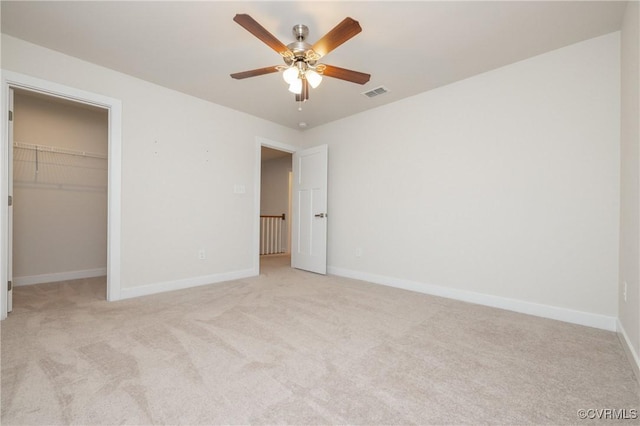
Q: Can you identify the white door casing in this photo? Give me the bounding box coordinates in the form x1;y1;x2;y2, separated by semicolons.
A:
254;137;297;273
291;144;328;274
7;88;13;313
1;70;122;320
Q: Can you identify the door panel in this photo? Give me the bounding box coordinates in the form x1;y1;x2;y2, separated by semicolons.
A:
298;189;312;255
292;145;328;274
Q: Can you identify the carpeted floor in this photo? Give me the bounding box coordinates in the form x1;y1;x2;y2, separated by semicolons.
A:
1;254;639;425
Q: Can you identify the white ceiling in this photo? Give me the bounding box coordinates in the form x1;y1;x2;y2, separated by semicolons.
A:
0;1;627;130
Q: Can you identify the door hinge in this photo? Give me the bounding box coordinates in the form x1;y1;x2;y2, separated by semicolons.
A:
8;195;12;207
8;110;13;122
8;281;12;291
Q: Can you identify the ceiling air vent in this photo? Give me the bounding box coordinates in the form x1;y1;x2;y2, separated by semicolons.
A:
362;86;389;98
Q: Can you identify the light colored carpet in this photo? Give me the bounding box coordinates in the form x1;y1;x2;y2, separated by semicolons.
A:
2;254;638;425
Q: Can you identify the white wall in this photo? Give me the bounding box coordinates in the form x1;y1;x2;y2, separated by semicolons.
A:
260;154;292;252
0;30;625;332
2;34;301;296
619;1;640;363
303;32;621;328
13;92;108;282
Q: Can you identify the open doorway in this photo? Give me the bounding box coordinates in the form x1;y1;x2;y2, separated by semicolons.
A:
259;146;292;268
10;89;108;307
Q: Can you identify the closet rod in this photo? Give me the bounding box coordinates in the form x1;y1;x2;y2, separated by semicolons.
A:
13;141;107;160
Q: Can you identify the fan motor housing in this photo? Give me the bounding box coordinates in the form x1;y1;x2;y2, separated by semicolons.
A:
287;40;313;58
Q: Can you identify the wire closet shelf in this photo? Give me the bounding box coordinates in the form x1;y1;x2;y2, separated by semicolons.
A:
13;141;108;192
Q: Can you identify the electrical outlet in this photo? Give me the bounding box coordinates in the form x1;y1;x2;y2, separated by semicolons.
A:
198;249;206;260
355;247;363;258
623;281;628;302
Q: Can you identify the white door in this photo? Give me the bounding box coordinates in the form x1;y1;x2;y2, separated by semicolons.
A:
291;144;328;274
7;88;14;313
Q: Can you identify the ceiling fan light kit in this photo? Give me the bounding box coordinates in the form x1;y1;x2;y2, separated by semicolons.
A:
283;66;300;85
306;69;322;88
288;78;302;94
230;14;371;106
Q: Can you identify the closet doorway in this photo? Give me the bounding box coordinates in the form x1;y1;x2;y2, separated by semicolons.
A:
11;89;108;307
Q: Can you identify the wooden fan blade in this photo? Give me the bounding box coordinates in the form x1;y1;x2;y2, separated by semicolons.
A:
233;14;290;55
321;65;370;85
312;17;362;58
230;66;280;80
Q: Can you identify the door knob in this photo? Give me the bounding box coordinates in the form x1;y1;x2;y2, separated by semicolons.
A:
314;213;326;218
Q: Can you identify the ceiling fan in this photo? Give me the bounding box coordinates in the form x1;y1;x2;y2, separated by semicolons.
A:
230;14;371;103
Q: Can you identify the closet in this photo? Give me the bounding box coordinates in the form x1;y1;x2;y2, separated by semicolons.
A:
12;90;108;288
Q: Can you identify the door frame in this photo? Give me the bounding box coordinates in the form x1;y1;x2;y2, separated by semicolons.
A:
1;70;123;319
253;137;297;273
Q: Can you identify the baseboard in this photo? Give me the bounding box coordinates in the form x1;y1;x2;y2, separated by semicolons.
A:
328;266;617;331
119;268;257;300
14;268;107;286
617;320;640;383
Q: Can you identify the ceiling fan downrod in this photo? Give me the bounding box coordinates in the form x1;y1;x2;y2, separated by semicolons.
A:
293;24;309;41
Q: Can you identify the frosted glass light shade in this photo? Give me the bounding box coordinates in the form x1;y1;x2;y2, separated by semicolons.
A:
283;67;299;85
306;70;323;88
288;78;302;94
